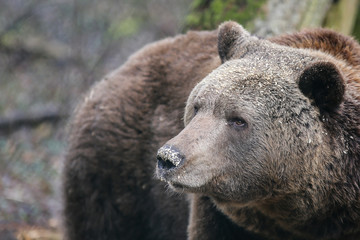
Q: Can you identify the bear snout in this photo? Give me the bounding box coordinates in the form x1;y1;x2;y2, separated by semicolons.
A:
157;144;185;175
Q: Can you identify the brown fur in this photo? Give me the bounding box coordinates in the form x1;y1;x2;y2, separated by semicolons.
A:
64;22;360;240
63;30;220;240
158;22;360;240
270;29;360;102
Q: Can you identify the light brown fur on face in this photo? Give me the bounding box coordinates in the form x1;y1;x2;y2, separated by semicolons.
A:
158;22;360;240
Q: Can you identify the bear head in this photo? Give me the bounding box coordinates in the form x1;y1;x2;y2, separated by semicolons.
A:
157;21;351;237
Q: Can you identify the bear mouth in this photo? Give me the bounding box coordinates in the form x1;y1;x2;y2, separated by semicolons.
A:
157;169;200;192
164;176;207;194
168;181;200;193
156;159;213;193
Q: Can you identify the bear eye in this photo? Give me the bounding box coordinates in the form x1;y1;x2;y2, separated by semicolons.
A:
227;117;247;129
194;105;199;116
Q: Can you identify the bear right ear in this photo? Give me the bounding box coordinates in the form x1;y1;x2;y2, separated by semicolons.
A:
298;61;345;111
218;21;257;63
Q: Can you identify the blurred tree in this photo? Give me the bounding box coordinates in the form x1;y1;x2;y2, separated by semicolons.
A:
185;0;266;31
324;0;359;36
185;0;360;38
353;2;360;39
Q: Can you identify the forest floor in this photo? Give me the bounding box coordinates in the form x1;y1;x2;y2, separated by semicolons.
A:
0;80;68;239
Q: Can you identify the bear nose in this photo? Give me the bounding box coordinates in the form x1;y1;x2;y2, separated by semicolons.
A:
157;144;185;171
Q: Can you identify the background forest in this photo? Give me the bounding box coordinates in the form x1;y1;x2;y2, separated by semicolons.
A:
0;0;359;239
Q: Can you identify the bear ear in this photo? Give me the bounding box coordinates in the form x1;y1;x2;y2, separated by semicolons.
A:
218;21;255;63
298;62;345;111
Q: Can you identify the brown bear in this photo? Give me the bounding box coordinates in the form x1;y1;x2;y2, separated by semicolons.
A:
157;22;360;240
64;21;360;240
63;29;222;240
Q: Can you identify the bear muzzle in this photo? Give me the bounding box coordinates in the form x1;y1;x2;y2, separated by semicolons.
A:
156;144;185;180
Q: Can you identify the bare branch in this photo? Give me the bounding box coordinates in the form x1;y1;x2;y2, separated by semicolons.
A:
0;107;67;135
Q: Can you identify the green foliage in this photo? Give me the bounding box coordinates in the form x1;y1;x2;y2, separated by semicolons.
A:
108;17;141;39
350;1;360;40
185;0;266;31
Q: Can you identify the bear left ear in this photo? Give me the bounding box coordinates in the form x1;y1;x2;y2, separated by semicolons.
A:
218;21;256;63
298;62;345;111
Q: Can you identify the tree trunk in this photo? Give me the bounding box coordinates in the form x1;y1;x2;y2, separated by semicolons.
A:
324;0;359;36
185;0;359;38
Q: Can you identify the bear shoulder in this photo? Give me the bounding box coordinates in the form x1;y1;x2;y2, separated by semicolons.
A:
63;29;220;240
269;28;360;69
